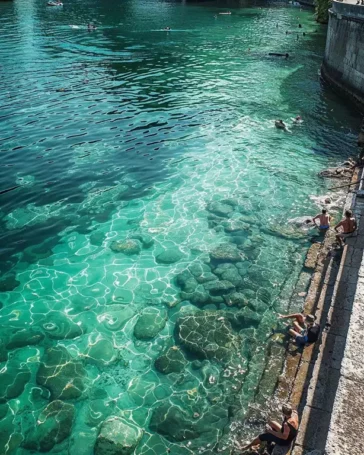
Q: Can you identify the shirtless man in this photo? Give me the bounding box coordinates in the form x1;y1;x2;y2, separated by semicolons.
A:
335;209;357;247
312;208;331;232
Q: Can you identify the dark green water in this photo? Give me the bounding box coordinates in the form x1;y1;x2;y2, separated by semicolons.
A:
0;0;361;454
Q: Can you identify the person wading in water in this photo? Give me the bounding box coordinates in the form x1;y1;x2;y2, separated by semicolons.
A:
311;208;331;232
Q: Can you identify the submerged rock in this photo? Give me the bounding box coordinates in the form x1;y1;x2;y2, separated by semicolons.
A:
85;399;115;427
95;416;143;455
129;233;154;249
6;328;44;350
156;248;184;264
204;280;235;296
0;403;8;420
305;243;321;269
257;287;272;305
41;311;83;340
188;262;211;278
180;288;210;306
150;401;229;444
220;198;239;207
188;262;216;284
149;404;199;442
210;243;242;263
232;307;261;326
86;337;118;366
0;274;20;292
222;219;249;233
248;299;269;314
155;346;187;374
134;308;167;340
230;235;246;246
206;201;234;218
195;271;217;284
69;428;98;455
90;230;106;246
224;291;248;307
100;305;135;331
110;239;141;255
36;346;86;400
218;267;243;287
23;400;75;452
179;276;198;293
0;340;8;363
177;311;239;362
0;417;22;454
0;363;31;401
213;263;237;275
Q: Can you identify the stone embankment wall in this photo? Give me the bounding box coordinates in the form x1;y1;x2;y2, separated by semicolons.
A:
322;1;364;112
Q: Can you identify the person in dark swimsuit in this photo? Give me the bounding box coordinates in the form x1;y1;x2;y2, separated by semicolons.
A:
312;208;331;232
240;404;299;452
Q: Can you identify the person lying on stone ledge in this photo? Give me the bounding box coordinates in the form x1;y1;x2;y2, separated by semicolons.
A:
239;404;299;454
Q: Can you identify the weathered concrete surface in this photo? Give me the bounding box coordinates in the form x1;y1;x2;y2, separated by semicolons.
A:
291;168;364;455
322;1;364;112
272;211;343;455
324;195;364;455
304;243;321;269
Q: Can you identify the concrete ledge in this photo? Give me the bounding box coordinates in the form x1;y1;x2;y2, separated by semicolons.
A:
325;376;364;455
331;0;364;21
289;167;364;455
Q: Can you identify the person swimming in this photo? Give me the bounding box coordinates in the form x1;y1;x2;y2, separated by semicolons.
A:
268;53;289;58
293;115;303;124
275;120;287;130
88;23;96;30
163;26;171;31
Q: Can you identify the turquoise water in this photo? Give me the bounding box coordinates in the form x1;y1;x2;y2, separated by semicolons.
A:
0;0;361;453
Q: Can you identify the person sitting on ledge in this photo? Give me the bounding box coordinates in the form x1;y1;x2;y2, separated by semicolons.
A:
334;209;357;248
240;404;299;453
286;313;320;346
310;208;331;232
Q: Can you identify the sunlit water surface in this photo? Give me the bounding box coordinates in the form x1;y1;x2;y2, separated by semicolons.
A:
0;0;361;453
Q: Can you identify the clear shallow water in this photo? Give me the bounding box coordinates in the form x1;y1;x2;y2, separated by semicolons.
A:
0;0;361;453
